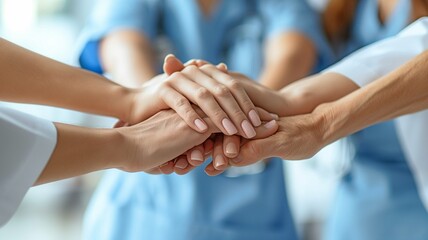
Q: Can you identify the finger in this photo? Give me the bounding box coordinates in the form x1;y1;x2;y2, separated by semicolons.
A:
159;84;209;133
163;54;185;75
216;63;228;73
187;59;228;73
174;155;196;175
212;135;229;171
204;162;225;176
182;65;255;138
204;138;214;156
114;120;128;128
256;107;278;121
253;120;279;139
230;135;280;167
186;144;205;167
223;135;240;159
167;73;237;135
199;64;261;128
159;160;175;174
144;167;163;174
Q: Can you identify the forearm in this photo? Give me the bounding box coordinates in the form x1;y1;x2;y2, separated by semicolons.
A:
259;32;316;90
0;38;134;121
100;30;157;88
35;123;123;185
279;72;360;115
232;71;359;117
320;51;428;145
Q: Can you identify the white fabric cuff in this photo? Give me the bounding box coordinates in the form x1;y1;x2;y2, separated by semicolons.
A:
0;107;57;227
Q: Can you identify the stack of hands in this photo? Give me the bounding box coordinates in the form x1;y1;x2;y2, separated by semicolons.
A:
115;55;328;176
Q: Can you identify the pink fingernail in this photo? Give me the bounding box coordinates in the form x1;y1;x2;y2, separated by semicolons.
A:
191;150;204;162
249;109;262;127
270;113;279;120
175;159;188;169
241;120;256;138
194;119;208;132
214;155;226;169
222;118;238;135
225;142;238;156
264;120;277;129
165;54;175;61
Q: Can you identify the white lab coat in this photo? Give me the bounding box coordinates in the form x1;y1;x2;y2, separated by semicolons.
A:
0;106;57;227
325;17;428;210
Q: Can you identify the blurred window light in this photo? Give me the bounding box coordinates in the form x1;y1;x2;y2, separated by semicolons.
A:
1;0;38;34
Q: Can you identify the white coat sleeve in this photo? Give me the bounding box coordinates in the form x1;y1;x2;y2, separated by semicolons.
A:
324;17;428;87
323;17;428;211
0;106;57;227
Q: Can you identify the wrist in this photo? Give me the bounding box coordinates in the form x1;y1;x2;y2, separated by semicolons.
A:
312;101;350;147
114;86;138;123
106;127;130;170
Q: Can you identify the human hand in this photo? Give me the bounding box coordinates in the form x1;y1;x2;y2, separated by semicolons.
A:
113;108;220;172
126;55;263;140
163;55;291;118
226;105;329;167
203;108;280;176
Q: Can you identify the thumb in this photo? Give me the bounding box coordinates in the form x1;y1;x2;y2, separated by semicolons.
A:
163;54;185;75
253;120;278;139
230;135;279;167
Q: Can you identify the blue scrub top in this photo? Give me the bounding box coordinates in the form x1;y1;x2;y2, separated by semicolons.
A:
323;1;428;240
79;0;324;239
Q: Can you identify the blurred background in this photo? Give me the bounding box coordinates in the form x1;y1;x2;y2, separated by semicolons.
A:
0;0;351;239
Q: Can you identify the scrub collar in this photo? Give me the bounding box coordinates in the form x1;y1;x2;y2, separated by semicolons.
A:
352;0;412;46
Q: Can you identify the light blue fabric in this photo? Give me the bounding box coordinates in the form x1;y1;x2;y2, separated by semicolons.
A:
79;0;324;239
324;1;428;239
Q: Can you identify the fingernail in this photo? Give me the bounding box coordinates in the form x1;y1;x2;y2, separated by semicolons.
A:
222;118;238;135
232;156;243;164
175;159;188;169
159;161;171;168
270;113;279;120
264;120;277;129
214;155;227;169
194;119;208;132
242;120;256;138
225;142;238;156
218;62;228;70
165;54;175;61
191;150;204;162
249;109;262;127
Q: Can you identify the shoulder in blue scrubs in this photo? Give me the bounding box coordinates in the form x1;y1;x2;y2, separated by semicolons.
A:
78;0;323;239
322;1;428;239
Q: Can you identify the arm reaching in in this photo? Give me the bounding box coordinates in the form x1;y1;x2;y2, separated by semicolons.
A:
232;50;428;166
36;109;218;185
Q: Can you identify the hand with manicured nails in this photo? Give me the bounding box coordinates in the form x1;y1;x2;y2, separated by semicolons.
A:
161;55;281;175
127;55;263;140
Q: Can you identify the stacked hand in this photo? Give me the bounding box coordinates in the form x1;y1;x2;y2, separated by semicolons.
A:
116;55;330;175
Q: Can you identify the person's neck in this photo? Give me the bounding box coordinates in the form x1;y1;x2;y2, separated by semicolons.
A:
411;0;428;21
198;0;219;17
377;0;399;25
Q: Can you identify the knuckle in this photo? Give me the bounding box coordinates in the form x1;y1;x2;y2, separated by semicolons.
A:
240;98;253;108
200;64;214;71
170;71;183;79
227;79;242;91
174;97;188;109
195;87;211;99
212;109;226;119
212;85;230;97
183;65;198;73
229;108;245;119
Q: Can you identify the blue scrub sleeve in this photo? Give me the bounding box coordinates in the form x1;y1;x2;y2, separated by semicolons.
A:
78;0;161;72
256;0;334;70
